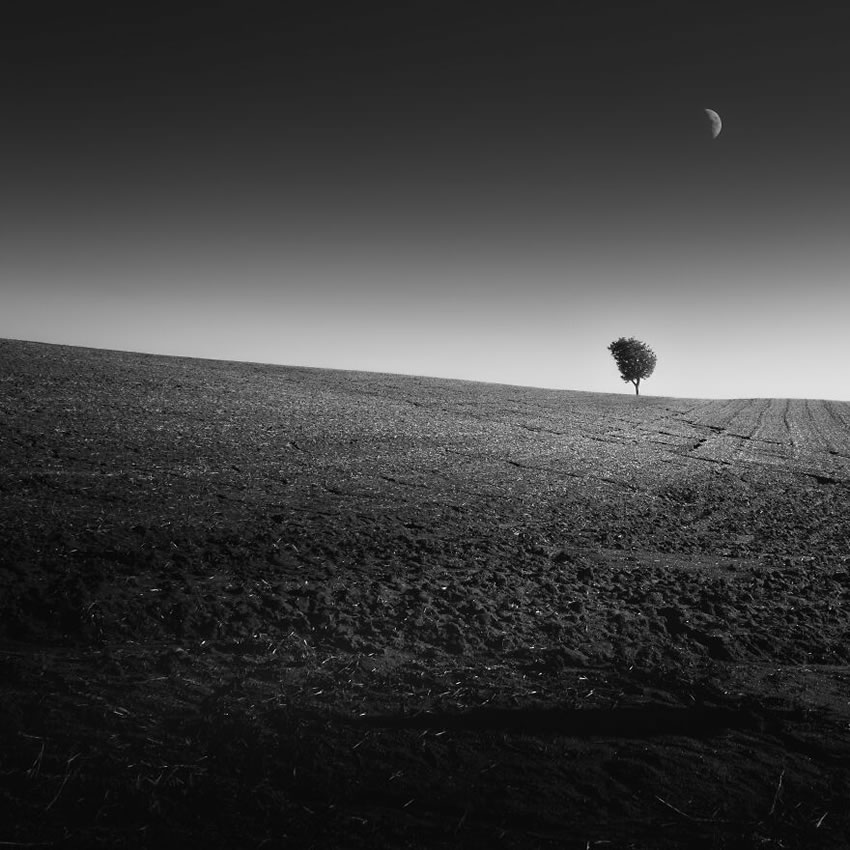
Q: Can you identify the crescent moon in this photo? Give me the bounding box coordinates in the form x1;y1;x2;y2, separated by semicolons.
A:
704;108;722;139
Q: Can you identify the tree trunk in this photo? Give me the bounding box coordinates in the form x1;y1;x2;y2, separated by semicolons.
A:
634;379;640;396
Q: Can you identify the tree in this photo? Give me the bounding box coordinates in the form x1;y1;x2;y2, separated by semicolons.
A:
608;337;656;396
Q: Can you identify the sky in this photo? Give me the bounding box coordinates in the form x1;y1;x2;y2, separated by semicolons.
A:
2;2;849;399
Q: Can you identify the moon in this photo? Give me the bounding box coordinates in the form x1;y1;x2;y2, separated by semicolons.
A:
704;108;722;139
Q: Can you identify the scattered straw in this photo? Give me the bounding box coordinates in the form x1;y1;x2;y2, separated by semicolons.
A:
769;768;785;816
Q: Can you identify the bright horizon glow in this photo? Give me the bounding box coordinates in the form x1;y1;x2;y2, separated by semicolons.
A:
4;260;848;402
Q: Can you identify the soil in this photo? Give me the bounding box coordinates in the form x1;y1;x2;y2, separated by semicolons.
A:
1;337;849;849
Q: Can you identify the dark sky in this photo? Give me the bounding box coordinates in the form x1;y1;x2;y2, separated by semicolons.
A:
3;2;849;398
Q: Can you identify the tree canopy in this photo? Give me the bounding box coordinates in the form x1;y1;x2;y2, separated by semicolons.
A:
608;337;656;395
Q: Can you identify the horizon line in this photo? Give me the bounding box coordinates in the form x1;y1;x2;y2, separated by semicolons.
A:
3;335;848;404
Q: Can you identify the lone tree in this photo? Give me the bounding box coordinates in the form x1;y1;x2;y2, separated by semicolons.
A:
608;337;657;395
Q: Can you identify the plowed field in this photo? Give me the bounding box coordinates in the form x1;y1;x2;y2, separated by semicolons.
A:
1;339;849;848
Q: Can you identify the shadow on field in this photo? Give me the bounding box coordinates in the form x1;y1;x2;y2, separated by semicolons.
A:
356;704;763;738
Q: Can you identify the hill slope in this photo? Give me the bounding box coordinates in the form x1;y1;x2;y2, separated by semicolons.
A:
1;338;849;848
